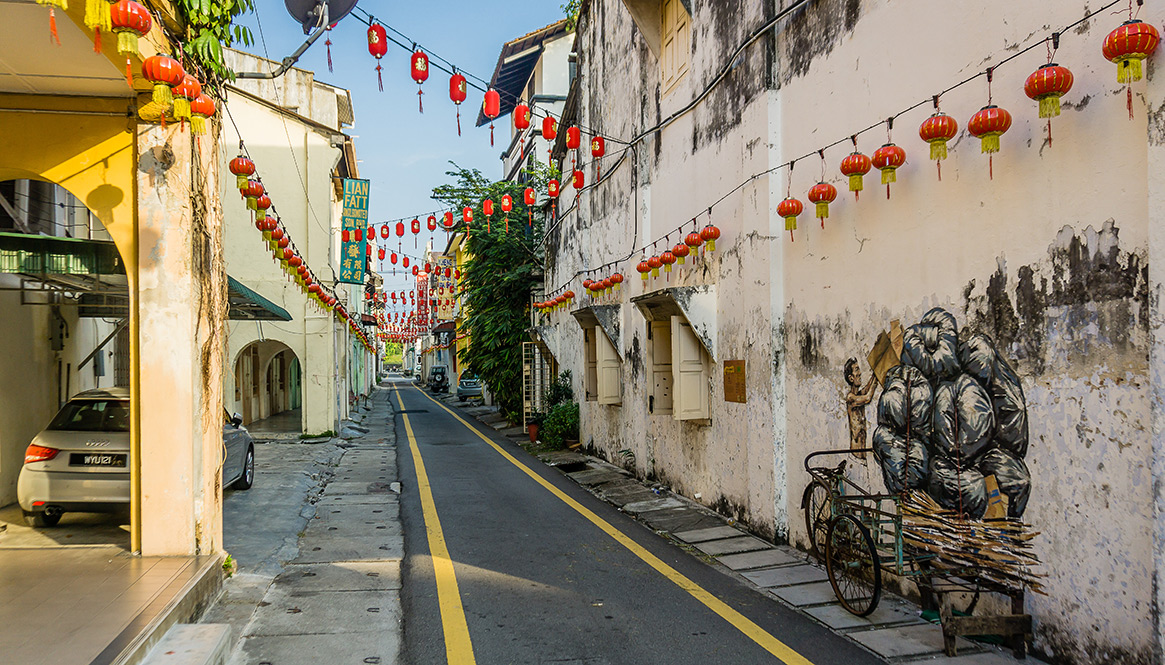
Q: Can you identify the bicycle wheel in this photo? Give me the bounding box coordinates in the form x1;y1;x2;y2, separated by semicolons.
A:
802;480;832;560
825;513;882;616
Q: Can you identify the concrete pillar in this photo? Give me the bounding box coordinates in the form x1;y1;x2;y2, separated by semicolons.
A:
135;120;226;556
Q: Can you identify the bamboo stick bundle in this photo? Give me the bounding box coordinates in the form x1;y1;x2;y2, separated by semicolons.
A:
901;491;1045;594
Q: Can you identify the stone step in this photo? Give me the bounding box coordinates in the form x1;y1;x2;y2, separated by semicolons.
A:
140;624;230;665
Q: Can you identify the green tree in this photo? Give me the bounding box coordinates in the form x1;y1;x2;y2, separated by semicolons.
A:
175;0;255;85
432;163;553;418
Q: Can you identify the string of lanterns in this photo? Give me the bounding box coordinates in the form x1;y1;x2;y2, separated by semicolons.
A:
534;0;1155;309
226;142;375;354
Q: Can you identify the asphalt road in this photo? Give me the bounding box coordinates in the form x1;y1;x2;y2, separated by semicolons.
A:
392;378;881;665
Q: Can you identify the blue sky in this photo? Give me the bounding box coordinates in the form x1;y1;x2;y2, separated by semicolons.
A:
234;1;566;288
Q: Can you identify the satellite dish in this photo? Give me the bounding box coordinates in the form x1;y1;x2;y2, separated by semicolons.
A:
285;0;359;34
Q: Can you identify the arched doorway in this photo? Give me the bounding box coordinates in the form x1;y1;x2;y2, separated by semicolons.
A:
0;178;131;545
232;340;302;434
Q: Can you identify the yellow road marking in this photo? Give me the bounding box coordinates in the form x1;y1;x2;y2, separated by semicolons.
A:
394;387;476;665
409;385;816;665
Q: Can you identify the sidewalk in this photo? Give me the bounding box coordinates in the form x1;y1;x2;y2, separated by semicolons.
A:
442;394;1043;665
206;387;402;665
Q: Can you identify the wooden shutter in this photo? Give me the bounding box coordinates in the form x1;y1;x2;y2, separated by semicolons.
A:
671;317;709;420
596;329;622;405
650;319;673;414
584;328;598;402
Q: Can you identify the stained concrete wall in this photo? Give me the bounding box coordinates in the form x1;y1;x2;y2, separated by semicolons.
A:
543;0;1165;662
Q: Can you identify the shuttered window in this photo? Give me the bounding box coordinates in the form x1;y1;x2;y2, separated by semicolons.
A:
584;327;598;402
596;329;622;405
649;320;673;415
671;317;710;420
660;0;690;94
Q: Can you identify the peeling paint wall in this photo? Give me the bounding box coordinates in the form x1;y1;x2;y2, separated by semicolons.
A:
775;1;1161;662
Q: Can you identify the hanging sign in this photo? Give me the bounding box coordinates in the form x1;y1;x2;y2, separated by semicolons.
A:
340;178;370;284
434;254;455;319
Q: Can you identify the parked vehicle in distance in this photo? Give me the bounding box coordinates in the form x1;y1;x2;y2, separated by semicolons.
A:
17;388;254;527
457;372;484;401
429;365;449;394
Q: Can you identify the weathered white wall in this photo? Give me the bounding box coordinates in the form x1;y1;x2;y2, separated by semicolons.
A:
772;1;1160;662
221;67;349;436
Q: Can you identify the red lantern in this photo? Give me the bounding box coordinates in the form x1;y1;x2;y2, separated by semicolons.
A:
839;152;872;199
700;225;721;253
1025;63;1073;142
918;112;958;180
141;54;184;109
411;50;429;112
591;136;606;180
342;229;350;243
573;169;584;191
672;242;690;264
660;250;676;274
444;211;455;229
378;248;386;260
483;199;494;217
354;228;362;242
1104;20;1159;84
229;155;255;189
411;218;421;235
778;197;803;241
548;179;560;198
524;187;536;206
412;266;419;276
368;23;388;91
427;215;437;231
647;255;663;278
172;74;201;129
637;260;651;281
390;253;398;264
514;103;531;130
391;221;402;238
463;206;474;228
685;232;703;254
871;143;906;198
967;106;1011;179
403;257;410;268
542;116;558;160
611;273;624;290
455;269;461;279
445;267;451;278
501;194;513;232
483;89;501;146
109;0;151;85
380;224;390;239
243;179;264;209
188;93;214;135
807;183;837;228
449;73;468;134
566;126;581;150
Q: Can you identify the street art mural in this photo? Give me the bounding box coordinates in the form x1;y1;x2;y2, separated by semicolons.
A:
860;307;1032;519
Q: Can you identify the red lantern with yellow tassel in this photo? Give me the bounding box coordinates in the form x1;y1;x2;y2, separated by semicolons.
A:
700;224;721;253
839;152;871;199
778;197;803;241
637;260;651;282
410;49;429;113
647;255;663;278
1104;20;1159;84
109;0;151;86
229;155;255;189
141;54;184;109
1025;63;1073;143
672;242;690;265
807;183;837;229
189;93;215;136
918;112;957;180
85;0;113;51
967;106;1011;179
172;74;201;130
871;143;906;198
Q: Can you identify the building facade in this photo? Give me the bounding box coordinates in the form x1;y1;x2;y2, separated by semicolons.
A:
536;1;1165;662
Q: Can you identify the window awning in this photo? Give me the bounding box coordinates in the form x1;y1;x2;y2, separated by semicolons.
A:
0;231;124;276
570;304;622;359
632;285;717;361
227;276;292;321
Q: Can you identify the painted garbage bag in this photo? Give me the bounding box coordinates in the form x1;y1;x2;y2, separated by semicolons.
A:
902;307;961;386
932;374;996;463
959;333;1029;458
872;425;929;494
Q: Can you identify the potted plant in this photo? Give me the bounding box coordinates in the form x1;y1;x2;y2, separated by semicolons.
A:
541;402;580;450
527;412;545;443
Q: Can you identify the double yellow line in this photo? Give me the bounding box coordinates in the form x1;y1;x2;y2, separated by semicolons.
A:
396;384;816;665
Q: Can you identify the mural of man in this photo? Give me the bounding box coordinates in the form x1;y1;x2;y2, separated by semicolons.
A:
844;357;877;459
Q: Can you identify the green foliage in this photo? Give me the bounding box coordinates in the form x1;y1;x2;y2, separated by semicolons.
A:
542;402;580;449
175;0;255;85
561;0;582;31
432;164;553;417
545;370;574;409
383;342;403;365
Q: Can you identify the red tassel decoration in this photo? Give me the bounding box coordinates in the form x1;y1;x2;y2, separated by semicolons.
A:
456;108;461;136
418;89;423;113
94;27;102;52
49;8;60;45
490;123;495;147
376;64;383;92
125;58;133;86
325;28;333;72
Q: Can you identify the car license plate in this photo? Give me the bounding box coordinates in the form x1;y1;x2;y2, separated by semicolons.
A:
69;453;127;468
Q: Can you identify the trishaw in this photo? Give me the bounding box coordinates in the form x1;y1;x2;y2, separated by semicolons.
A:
803;447;1034;658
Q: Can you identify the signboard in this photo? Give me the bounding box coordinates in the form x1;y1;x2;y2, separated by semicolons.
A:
723;359;746;403
339;178;369;284
434;254;455;320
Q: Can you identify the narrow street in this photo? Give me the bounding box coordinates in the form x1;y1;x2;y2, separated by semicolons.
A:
391;378;878;665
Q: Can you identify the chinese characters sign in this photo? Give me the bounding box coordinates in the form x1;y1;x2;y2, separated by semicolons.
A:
435;254;455;320
340;178;370;285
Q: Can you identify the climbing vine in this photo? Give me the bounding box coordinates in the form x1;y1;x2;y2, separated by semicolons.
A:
174;0;255;84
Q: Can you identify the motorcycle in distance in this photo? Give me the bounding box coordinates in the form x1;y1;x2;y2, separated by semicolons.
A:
429;366;449;394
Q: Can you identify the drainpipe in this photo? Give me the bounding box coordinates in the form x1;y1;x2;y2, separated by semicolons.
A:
130;119;142;553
